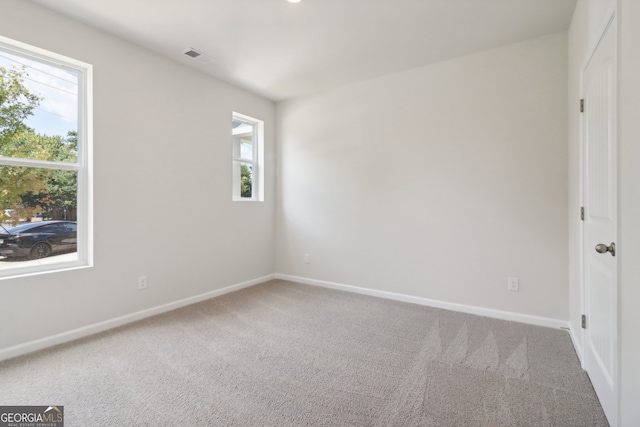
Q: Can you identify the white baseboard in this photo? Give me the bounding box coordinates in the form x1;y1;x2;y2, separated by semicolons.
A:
0;274;275;362
275;273;569;330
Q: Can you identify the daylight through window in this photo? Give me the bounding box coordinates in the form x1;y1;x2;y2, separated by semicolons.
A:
0;36;92;278
232;112;263;201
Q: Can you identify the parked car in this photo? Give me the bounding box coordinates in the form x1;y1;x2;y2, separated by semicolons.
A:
0;221;77;259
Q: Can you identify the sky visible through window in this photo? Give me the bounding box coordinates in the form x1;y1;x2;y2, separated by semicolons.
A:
0;50;78;137
241;141;252;160
237;124;254;159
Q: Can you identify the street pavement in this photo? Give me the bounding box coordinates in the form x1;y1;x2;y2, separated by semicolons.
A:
0;252;78;269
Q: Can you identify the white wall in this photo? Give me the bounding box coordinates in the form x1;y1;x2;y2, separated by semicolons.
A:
276;33;569;321
0;0;275;352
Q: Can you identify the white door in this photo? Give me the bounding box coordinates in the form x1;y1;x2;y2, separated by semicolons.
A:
582;15;617;427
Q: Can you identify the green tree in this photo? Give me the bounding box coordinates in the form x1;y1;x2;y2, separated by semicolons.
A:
240;164;252;198
0;66;76;224
20;131;78;220
0;66;40;145
0;66;47;224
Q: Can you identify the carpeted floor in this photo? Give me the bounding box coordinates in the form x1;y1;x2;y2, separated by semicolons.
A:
0;280;608;426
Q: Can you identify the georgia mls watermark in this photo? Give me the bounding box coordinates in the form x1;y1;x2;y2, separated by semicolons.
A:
0;406;63;427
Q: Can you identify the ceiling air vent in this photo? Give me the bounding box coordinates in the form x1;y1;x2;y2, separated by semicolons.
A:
183;48;211;63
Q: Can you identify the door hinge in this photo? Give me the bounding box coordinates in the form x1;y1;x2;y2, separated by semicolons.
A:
580;207;584;221
582;314;586;329
580;99;584;113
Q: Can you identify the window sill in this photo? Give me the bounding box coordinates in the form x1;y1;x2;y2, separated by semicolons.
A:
0;254;92;280
232;198;262;202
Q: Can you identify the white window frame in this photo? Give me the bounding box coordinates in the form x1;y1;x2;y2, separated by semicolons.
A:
232;112;264;202
0;35;93;280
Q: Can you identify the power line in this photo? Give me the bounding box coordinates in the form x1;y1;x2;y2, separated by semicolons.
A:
21;75;77;97
0;53;78;85
34;106;77;123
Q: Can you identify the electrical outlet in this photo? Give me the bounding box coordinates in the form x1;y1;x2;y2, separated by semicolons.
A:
508;277;519;292
138;275;148;290
304;254;310;264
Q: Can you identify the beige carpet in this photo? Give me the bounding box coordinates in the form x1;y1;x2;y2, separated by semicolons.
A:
0;280;608;426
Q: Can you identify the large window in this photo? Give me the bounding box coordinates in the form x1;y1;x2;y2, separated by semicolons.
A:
232;112;263;201
0;36;92;279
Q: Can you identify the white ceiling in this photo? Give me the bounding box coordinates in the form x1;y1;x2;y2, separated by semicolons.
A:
30;0;577;102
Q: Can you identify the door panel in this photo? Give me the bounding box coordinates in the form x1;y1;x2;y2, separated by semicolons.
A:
582;15;617;426
586;260;615;386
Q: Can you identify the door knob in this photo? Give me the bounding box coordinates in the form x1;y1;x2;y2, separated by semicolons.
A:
595;242;615;257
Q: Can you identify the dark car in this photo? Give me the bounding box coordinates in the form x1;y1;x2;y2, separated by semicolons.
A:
0;221;77;259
